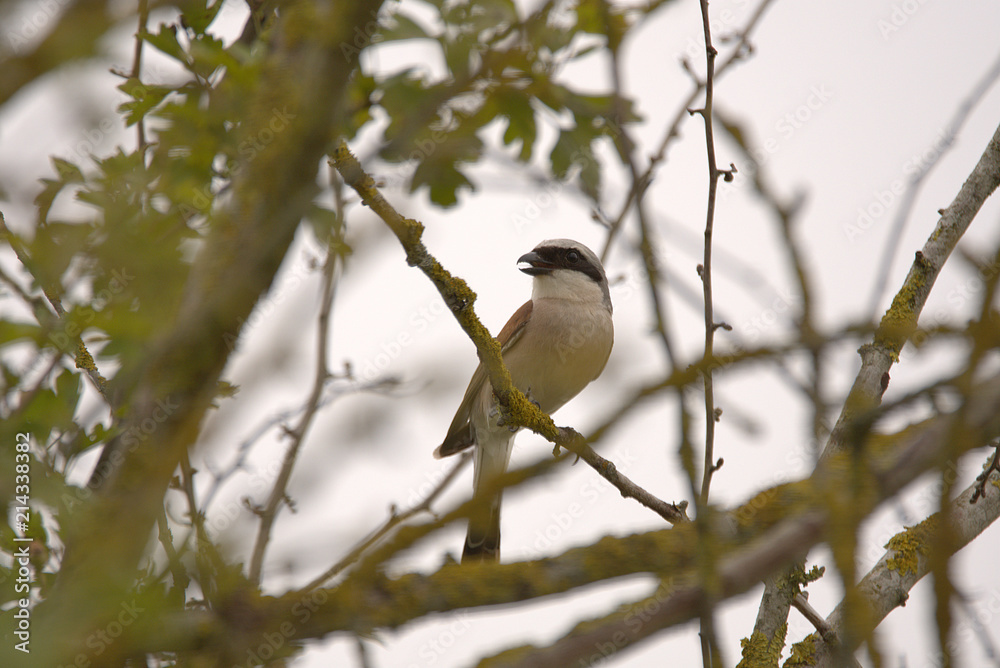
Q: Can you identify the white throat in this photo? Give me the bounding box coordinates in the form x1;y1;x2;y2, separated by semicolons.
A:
531;269;608;308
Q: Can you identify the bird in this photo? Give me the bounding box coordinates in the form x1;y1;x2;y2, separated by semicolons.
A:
434;239;614;563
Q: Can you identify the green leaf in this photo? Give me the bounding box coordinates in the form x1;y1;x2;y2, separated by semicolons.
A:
550;126;602;201
187;32;231;80
180;0;225;36
304;204;341;243
498;90;537;162
116;78;172;128
412;160;474;208
379;12;431;42
141;24;185;63
35;158;85;223
52;158;84;183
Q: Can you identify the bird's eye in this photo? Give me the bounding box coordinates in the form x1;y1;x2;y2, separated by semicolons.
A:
566;250;580;264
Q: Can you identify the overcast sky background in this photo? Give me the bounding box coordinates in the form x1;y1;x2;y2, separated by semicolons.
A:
3;0;1000;666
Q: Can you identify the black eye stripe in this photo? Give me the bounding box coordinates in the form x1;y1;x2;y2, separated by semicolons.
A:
533;245;602;283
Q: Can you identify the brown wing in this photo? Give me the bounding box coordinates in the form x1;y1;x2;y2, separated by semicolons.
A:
433;300;533;458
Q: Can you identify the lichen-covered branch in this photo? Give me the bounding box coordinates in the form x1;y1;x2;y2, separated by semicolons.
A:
822;119;1000;461
131;371;999;661
331;141;688;525
793;461;1000;667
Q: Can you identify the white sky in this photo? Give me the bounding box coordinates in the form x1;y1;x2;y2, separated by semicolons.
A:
2;0;1000;666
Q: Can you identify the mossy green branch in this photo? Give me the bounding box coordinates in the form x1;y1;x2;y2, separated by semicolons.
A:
823;120;1000;460
332;140;564;445
331;141;688;524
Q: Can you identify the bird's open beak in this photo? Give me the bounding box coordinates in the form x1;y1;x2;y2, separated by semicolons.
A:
517;251;555;276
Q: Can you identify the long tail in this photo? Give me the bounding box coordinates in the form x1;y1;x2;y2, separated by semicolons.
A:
462;492;501;562
462;432;513;563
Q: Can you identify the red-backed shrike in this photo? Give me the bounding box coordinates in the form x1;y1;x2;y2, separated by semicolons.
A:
434;239;614;562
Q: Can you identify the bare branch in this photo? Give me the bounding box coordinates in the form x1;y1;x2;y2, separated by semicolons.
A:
821;118;1000;462
300;451;473;591
692;2;728;663
801;460;1000;667
865;47;1000;316
248;236;341;584
601;0;778;263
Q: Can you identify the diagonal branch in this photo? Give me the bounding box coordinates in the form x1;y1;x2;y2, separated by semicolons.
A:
331;142;688;526
864;47;1000;317
93;371;1000;660
247;235;341;585
801;460;1000;668
820;118;1000;462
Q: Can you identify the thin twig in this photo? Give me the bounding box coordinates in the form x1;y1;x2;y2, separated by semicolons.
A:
247;239;341;584
131;0;149;152
178;450;218;601
692;2;730;665
301;451;473;591
691;3;730;508
603;0;677;369
600;0;776;263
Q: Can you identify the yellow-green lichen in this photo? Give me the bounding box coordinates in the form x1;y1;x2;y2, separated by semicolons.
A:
730;481;816;534
783;634;817;667
737;625;786;667
884;517;934;577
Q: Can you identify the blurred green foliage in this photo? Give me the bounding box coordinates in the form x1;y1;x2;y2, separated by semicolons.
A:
0;0;659;662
